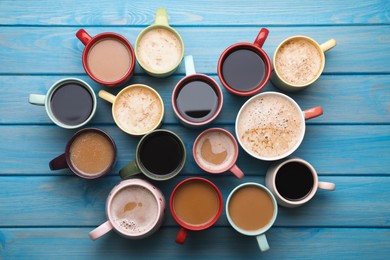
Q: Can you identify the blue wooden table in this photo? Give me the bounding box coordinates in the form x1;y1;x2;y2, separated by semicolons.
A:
1;1;389;259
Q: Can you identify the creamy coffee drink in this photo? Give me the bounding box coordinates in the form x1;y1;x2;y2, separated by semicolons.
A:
275;38;322;85
237;93;304;159
113;86;163;135
137;28;182;72
110;185;159;235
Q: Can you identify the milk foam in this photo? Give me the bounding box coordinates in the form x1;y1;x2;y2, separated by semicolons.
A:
237;94;304;158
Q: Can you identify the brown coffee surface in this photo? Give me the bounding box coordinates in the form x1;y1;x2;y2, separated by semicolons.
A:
69;132;115;176
173;180;220;226
228;185;274;231
275;38;322;85
87;38;132;82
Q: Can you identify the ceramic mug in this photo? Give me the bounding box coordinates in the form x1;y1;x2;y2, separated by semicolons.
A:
89;178;165;240
28;78;97;129
76;29;135;87
49;128;116;179
265;157;336;207
135;8;184;77
170;177;223;244
119;129;186;181
271;35;336;92
217;28;271;96
172;55;223;128
235;91;323;161
99;84;164;136
193;128;244;179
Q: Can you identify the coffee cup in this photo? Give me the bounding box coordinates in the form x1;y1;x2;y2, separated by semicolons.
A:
271;35;336;92
135;8;184;77
119;129;186;181
193;128;244;179
172;55;223;127
76;29;135;87
235;91;323;161
170;177;223;244
265;157;336;207
28;78;97;129
217;28;271;96
49;128;116;179
99;84;164;136
226;182;278;252
89;178;165;240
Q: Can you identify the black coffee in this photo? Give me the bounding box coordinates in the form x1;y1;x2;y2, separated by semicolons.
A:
176;80;218;123
222;49;266;92
275;162;314;201
50;83;93;126
139;132;183;175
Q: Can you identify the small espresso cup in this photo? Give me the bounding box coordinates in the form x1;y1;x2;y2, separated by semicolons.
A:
135;8;184;77
172;55;223;128
193;128;244;179
271;35;336;92
218;28;271;96
76;29;135;87
29;78;97;129
89;178;165;240
265;157;336;207
226;182;278;252
119;129;186;181
49;128;116;179
236;91;323;161
99;84;164;136
170;177;223;244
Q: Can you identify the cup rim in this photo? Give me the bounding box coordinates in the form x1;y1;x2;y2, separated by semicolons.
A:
172;73;224;126
217;42;271;96
64;127;117;179
82;32;136;87
170;177;223;231
192;127;239;174
135;24;184;76
272;35;326;88
226;182;278;236
235;91;306;161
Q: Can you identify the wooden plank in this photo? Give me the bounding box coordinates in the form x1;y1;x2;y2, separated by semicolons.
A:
0;0;388;26
0;176;389;227
1;74;390;125
1;227;389;259
0;26;389;74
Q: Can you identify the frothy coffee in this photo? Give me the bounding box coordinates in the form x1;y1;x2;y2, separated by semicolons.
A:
195;131;236;172
113;86;163;134
137;28;182;72
237;93;304;159
110;185;158;235
275;38;322;85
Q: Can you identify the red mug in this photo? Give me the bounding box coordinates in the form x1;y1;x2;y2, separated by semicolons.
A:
76;29;136;87
217;28;271;96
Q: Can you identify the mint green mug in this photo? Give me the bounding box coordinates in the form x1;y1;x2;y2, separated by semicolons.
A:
135;8;184;77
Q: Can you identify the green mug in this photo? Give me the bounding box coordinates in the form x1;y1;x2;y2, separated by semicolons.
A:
135;8;184;77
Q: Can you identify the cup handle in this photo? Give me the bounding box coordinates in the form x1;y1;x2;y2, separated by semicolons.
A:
98;90;116;104
253;28;269;48
318;181;336;191
29;94;46;106
320;39;337;52
49;153;69;170
175;227;188;245
76;29;92;46
155;8;169;26
304;106;323;120
119;160;142;179
89;220;114;240
184;55;196;76
256;233;270;252
230;164;244;179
